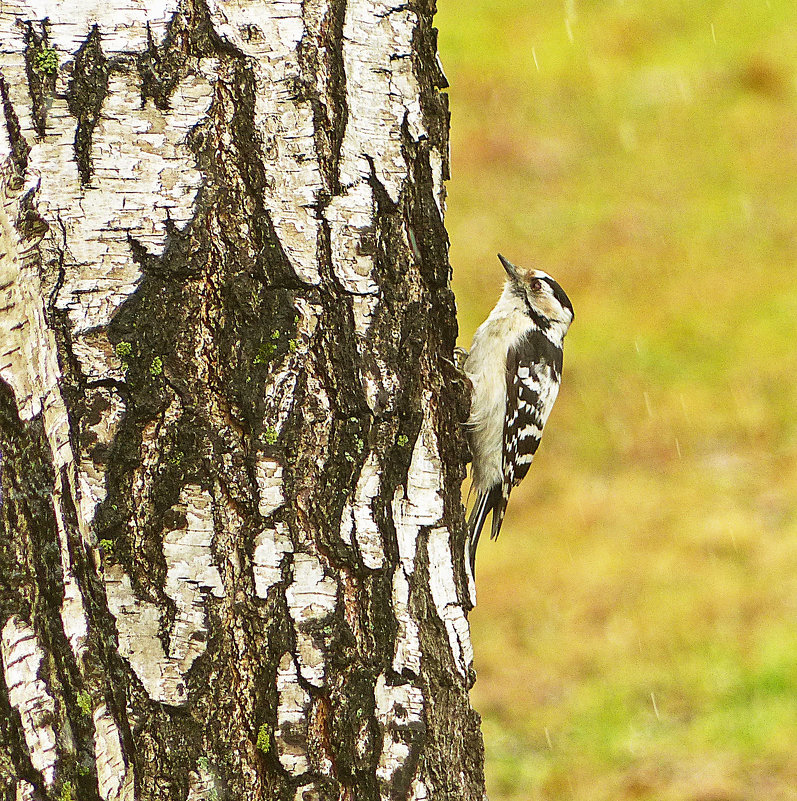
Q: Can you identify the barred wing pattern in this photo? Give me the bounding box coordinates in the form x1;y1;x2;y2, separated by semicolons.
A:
489;330;563;540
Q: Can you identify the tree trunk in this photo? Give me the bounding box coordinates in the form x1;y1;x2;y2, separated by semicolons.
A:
0;0;484;799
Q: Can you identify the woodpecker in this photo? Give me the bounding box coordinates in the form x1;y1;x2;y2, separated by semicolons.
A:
464;254;574;572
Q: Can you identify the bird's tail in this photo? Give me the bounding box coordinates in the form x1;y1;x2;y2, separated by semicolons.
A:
468;484;504;573
490;484;510;541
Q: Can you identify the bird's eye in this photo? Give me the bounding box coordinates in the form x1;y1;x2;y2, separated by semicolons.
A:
529;279;542;292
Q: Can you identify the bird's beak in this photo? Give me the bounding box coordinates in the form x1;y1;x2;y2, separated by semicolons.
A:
497;253;520;281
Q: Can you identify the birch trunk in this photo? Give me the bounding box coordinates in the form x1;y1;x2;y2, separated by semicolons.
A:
0;0;484;799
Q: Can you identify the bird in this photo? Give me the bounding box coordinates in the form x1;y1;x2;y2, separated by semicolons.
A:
463;253;574;572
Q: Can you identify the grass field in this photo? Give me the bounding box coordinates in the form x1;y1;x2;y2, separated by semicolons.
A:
435;1;797;798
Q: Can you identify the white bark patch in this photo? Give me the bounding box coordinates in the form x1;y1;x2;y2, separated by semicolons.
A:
426;527;474;678
205;0;322;285
410;778;430;801
361;344;401;416
353;294;381;350
14;781;35;801
253;521;292;598
163;485;225;675
285;552;337;687
340;451;384;569
93;704;134;801
389;408;471;680
104;565;186;705
1;154;91;658
5;0;178;54
51;472;90;659
78;459;107;527
69;330;125;384
429;146;446;219
44;64;216;336
324;0;427;336
276;652;311;776
293;785;321;801
355;719;371;763
104;565;180;702
322;0;427;336
340;508;353;548
323;0;426;325
1;6;217;400
0;160;72;469
253;457;292;596
4;73;214;338
325;185;379;299
292;297;321;344
337;0;424;201
390;567;420;676
466;554;477;609
391;405;444;573
255;457;285;518
0;618;58;785
374;672;424;791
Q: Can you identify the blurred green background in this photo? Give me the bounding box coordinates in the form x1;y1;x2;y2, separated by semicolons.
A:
435;0;797;798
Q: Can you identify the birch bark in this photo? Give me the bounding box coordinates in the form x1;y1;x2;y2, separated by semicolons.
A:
0;0;483;799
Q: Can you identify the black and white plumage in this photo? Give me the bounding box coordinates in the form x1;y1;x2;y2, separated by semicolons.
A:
464;254;574;572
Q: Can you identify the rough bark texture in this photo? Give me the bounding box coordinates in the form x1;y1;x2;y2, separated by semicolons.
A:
0;0;483;799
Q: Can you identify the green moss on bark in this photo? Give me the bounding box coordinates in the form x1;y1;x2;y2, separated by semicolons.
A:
22;21;57;137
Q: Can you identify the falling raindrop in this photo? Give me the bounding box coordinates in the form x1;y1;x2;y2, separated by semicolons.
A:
650;692;660;720
679;393;691;423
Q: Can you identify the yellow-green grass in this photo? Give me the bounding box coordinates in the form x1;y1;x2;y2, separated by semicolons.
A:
436;0;797;798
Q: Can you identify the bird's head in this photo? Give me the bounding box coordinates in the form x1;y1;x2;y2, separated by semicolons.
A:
498;253;574;332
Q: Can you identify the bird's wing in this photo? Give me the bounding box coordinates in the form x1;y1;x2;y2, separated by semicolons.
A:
494;332;562;540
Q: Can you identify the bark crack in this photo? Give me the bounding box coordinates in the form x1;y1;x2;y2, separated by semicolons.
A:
66;26;109;185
